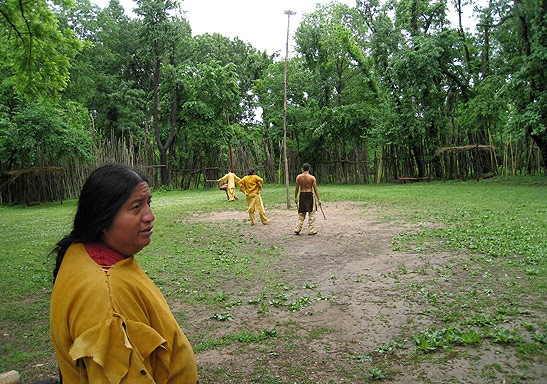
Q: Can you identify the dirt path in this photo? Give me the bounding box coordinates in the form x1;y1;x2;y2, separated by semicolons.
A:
193;202;515;383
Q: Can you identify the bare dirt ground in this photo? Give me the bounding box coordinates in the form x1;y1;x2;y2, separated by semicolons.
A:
191;202;545;384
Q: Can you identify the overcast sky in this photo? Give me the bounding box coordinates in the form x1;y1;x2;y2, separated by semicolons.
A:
90;0;478;55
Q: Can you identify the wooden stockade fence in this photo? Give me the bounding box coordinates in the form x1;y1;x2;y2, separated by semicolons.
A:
0;131;153;205
435;144;497;181
0;163;234;205
0;167;64;206
434;144;496;155
2;130;544;205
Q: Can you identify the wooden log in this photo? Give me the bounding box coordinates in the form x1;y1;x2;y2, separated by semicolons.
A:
0;370;20;384
396;177;431;184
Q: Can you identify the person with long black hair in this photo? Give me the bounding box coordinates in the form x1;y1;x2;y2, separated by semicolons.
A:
50;163;198;383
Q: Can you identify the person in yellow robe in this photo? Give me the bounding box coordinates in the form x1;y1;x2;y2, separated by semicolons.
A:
50;163;198;384
217;170;240;201
238;168;271;225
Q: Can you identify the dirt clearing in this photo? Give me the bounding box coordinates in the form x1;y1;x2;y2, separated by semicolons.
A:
190;202;546;383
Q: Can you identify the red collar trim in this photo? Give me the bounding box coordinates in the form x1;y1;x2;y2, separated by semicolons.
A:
84;243;128;267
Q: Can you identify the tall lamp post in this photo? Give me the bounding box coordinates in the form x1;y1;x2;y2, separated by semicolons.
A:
283;9;296;209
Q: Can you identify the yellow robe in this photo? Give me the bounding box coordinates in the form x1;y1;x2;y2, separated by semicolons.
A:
238;175;269;224
238;174;263;196
218;172;240;201
50;244;198;384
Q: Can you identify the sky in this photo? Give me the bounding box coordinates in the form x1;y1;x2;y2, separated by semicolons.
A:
89;0;354;54
90;0;479;55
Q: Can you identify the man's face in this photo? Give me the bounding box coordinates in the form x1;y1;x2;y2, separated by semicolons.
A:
102;181;155;256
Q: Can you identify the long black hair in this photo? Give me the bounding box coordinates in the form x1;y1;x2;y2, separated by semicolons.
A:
52;164;148;281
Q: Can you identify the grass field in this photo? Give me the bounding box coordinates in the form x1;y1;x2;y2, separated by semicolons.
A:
0;175;546;383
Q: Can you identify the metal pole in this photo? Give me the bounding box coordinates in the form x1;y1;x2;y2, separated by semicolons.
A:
283;10;296;209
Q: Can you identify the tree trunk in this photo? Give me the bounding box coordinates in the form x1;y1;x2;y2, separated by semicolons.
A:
412;145;425;178
530;134;547;171
152;55;178;186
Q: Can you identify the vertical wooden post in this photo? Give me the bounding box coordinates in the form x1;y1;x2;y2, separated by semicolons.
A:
283;10;296;209
225;113;235;173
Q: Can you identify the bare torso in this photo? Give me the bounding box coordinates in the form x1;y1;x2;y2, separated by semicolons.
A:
295;171;321;204
296;173;315;192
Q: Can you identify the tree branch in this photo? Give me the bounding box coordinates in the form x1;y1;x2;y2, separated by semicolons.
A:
0;8;25;42
477;13;514;28
18;0;33;58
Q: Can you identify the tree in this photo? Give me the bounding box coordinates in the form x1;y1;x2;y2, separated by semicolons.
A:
511;0;547;166
58;0;148;140
470;0;547;169
294;2;379;182
135;0;183;184
0;100;92;168
192;33;273;124
0;0;81;98
169;61;240;182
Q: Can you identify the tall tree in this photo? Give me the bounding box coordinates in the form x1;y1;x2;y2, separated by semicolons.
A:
0;0;81;98
135;0;181;184
511;0;547;166
295;2;378;182
59;0;147;139
169;61;240;181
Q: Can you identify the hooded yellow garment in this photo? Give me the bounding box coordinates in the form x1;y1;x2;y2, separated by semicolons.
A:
50;244;198;384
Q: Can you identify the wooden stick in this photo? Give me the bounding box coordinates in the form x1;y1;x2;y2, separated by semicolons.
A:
319;204;327;220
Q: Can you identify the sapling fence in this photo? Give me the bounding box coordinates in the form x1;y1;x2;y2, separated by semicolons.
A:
1;133;544;205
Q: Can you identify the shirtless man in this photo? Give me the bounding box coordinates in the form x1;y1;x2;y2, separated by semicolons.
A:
294;163;322;235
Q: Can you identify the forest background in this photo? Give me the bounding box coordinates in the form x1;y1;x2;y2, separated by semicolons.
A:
1;0;546;204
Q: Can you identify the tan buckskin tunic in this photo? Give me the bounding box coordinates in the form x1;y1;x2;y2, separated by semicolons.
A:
50;244;198;383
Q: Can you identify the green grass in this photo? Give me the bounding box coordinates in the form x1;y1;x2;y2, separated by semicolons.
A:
0;176;546;382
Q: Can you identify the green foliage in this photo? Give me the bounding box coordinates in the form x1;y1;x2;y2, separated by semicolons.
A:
412;327;449;352
0;100;92;167
210;312;234;321
194;329;278;352
370;367;386;380
58;0;148;139
3;0;544;187
0;0;82;97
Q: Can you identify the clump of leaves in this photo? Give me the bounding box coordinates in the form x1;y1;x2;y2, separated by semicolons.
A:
258;302;270;314
459;329;481;344
287;296;313;312
532;330;547;344
210;312;234;321
248;294;266;304
413;328;449;352
224;299;242;308
352;354;373;363
215;291;228;302
484;327;522;343
375;340;405;354
268;293;289;307
370;367;386;380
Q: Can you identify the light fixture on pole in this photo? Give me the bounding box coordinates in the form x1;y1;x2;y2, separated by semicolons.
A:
283;9;296;209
